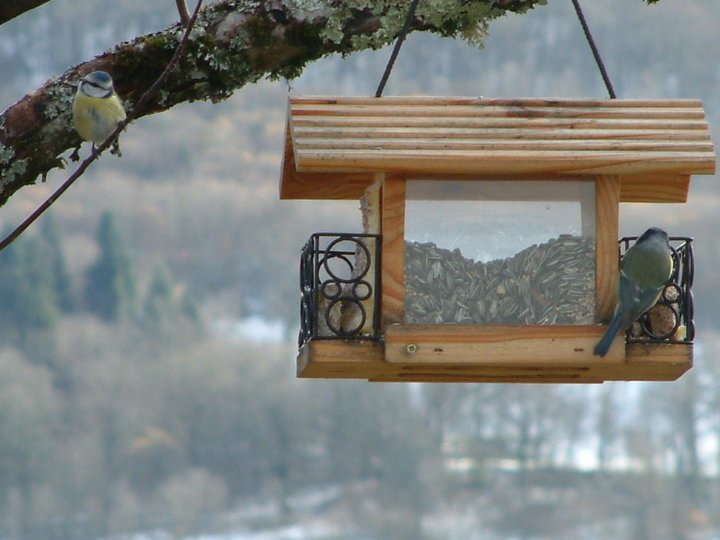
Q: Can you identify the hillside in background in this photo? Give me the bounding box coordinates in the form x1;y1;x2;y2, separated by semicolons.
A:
1;1;720;538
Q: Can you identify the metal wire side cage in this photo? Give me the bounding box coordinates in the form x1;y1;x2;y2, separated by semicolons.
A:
620;236;694;345
299;233;382;346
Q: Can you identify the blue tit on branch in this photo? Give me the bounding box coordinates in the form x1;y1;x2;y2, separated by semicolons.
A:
72;71;126;156
594;227;673;357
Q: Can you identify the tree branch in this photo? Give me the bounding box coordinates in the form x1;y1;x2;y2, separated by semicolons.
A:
0;0;52;25
0;0;547;207
0;0;204;252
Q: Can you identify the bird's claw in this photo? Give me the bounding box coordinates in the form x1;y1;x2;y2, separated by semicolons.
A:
110;140;122;157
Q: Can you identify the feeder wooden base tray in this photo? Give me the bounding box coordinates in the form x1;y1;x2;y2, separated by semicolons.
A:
297;325;692;383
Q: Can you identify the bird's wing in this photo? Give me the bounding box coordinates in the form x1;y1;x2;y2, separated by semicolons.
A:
618;272;664;323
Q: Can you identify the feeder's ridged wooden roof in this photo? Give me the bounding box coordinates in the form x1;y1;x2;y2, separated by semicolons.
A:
280;96;716;201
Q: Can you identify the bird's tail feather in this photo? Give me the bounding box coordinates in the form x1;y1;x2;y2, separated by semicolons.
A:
594;314;625;357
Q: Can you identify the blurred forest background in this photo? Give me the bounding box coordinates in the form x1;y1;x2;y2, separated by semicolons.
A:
0;0;719;538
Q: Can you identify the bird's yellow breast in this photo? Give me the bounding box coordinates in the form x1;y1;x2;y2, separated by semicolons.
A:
72;93;126;144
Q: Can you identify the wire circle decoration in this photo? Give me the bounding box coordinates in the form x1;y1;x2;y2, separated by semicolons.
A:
299;233;381;345
317;236;373;337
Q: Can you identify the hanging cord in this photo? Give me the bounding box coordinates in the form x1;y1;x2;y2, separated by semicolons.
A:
571;0;616;98
377;0;616;98
375;0;421;97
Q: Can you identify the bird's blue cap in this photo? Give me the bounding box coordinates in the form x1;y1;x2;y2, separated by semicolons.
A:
637;227;669;243
86;71;112;83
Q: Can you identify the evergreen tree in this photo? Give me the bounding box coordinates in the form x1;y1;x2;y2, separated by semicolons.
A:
143;264;201;333
179;285;200;324
0;228;26;343
143;264;174;329
0;231;59;366
84;212;136;322
39;212;75;312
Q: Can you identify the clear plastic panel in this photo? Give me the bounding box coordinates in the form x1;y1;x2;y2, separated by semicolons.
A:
404;180;596;325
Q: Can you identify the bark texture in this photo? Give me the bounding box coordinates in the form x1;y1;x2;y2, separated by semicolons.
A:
0;0;547;206
0;0;52;25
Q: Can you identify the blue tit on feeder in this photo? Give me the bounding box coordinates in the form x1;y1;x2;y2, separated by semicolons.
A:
594;227;673;357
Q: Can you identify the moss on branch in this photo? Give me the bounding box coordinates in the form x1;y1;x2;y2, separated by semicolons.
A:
0;0;548;206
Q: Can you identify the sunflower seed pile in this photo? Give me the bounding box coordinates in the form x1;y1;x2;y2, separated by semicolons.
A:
404;234;595;325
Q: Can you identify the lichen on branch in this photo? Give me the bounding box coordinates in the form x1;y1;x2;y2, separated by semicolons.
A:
0;0;547;207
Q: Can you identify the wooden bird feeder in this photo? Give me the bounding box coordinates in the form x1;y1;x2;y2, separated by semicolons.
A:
281;96;716;383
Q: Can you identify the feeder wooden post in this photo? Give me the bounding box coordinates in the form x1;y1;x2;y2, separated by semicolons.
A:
595;175;620;322
381;175;405;326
